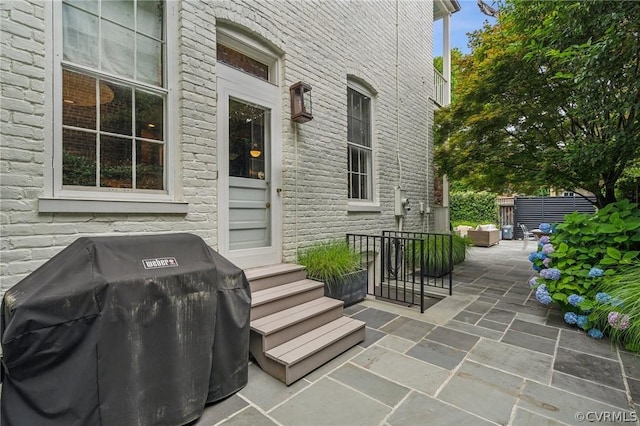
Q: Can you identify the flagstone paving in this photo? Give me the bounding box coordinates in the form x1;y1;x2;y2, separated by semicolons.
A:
196;240;640;425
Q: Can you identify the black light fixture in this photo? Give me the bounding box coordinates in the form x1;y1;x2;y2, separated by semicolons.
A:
290;81;313;123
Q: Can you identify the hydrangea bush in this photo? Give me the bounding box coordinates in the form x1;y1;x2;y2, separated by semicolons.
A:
526;200;640;344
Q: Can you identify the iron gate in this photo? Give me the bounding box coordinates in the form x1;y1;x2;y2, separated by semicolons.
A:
346;231;453;313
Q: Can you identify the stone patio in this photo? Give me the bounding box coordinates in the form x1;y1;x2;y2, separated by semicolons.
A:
195;240;640;426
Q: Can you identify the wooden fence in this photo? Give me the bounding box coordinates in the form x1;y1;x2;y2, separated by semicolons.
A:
497;196;514;227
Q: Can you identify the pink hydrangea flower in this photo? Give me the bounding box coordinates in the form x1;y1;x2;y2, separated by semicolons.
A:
542;244;554;254
608;311;630;330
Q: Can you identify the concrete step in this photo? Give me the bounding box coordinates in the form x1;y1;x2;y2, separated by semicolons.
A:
251;279;325;321
254;317;366;385
250;297;344;352
245;263;307;292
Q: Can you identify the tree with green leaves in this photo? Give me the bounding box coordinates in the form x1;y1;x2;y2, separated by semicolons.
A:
435;0;640;207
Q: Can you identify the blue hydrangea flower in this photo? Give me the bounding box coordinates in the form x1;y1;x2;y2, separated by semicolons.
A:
542;244;554;254
536;252;547;260
567;294;585;307
539;235;551;245
533;265;542;272
528;252;538;262
588;328;604;339
564;312;578;325
542;257;552;267
596;292;611;304
588;267;604;278
528;276;538;287
576;315;588;328
535;285;552;305
540;268;561;280
539;223;552;233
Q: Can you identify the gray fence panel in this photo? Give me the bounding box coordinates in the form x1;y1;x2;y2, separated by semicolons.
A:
513;196;596;240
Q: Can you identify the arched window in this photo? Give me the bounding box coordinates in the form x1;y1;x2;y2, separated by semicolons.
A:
347;80;376;203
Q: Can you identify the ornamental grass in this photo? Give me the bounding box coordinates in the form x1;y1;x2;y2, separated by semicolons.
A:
590;264;640;352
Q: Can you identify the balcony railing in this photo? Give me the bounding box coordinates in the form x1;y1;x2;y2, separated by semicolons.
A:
433;68;447;107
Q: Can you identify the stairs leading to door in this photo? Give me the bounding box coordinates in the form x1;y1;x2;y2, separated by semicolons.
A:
245;263;366;385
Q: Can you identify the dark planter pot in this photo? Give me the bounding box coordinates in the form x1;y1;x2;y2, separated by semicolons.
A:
421;262;453;278
420;249;466;278
320;269;368;306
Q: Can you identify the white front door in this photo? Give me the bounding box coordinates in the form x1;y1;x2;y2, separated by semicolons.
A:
217;64;282;268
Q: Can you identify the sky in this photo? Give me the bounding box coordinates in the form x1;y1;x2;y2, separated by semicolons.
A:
433;0;497;57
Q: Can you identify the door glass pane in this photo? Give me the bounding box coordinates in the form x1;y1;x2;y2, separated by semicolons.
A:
229;99;267;180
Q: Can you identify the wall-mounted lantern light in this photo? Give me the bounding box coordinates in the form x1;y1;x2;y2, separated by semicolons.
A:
290;81;313;123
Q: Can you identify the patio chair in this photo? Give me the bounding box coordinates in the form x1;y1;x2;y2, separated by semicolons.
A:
519;223;536;250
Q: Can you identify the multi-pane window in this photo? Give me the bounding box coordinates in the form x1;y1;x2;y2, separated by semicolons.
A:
60;0;166;192
347;87;373;200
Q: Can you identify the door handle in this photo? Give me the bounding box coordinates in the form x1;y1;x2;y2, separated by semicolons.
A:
266;202;271;208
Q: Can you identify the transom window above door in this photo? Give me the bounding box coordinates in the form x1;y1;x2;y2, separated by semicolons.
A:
216;27;279;85
217;44;269;82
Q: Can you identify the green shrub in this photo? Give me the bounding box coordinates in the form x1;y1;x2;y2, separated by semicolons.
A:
540;200;640;307
528;200;640;346
450;191;498;226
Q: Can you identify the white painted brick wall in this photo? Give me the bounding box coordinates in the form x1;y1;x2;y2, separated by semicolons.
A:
1;0;441;293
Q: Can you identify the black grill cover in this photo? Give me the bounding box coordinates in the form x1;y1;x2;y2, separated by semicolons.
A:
1;233;251;426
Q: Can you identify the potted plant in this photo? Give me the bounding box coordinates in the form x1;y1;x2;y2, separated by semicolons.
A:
409;234;471;277
297;240;367;306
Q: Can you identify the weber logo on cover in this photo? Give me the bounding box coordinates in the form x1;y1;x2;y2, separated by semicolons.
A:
142;257;179;269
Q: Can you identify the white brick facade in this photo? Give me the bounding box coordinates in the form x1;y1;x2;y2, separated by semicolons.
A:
1;0;440;293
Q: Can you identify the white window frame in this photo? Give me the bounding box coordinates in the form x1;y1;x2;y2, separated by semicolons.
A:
347;80;379;212
40;0;185;213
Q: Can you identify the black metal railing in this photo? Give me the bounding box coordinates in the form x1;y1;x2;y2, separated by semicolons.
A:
345;231;453;313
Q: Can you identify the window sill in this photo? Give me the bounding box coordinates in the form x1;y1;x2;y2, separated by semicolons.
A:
347;202;382;213
39;198;189;214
